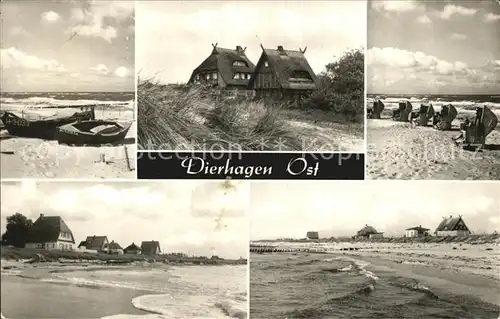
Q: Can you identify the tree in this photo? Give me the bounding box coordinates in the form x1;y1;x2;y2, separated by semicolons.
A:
1;213;33;248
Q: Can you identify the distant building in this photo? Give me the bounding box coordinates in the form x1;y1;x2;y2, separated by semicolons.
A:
435;215;471;237
25;214;75;251
188;43;255;90
141;241;161;255
248;45;318;101
306;231;319;240
124;243;142;254
107;241;124;255
355;224;384;239
405;225;430;238
78;236;109;252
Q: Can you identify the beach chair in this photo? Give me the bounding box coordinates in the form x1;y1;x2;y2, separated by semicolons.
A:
396;100;412;122
436;104;457;130
370;100;384;119
418;103;435;126
462;105;498;149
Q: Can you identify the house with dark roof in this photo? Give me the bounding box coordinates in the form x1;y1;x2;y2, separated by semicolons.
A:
124;242;142;254
405;225;430;238
248;45;318;101
306;231;319;240
107;241;124;255
78;235;109;252
25;214;75;251
355;225;384;239
188;43;255;91
435;215;471;237
141;241;161;255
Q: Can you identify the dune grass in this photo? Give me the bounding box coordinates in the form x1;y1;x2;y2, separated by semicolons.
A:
137;79;303;151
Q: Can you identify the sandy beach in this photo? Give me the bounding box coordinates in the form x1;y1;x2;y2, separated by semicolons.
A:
1;108;136;179
367;117;500;180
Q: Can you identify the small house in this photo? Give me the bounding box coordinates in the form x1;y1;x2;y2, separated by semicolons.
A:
405;225;430;238
25;214;75;251
124;243;142;254
306;231;319;240
355;224;384;239
435;215;471;237
248;45;318;101
188;43;255;90
141;241;161;255
79;235;109;252
107;241;124;255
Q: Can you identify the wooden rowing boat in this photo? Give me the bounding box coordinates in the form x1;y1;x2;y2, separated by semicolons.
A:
55;120;132;146
0;108;95;139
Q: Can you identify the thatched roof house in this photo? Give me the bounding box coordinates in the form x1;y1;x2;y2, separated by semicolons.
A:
306;231;319;240
435;215;471;237
108;241;122;250
124;242;142;254
405;225;430;237
79;235;109;251
188;43;255;89
356;225;383;239
26;214;75;251
248;45;318;100
141;241;161;255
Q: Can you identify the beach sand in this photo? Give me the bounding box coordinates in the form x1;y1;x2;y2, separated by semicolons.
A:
367;118;500;179
0;109;136;179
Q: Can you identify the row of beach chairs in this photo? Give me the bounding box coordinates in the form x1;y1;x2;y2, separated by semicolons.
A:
367;99;498;150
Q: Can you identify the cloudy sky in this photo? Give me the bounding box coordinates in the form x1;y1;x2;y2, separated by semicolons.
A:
367;0;500;95
1;0;134;92
0;181;249;259
136;1;366;84
250;181;500;240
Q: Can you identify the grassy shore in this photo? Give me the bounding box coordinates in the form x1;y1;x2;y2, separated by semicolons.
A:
137;80;364;152
0;246;247;266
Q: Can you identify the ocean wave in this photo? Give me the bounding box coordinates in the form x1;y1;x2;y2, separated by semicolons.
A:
39;275;161;292
0;96;134;110
369;97;500;114
388;277;439;300
131;293;246;319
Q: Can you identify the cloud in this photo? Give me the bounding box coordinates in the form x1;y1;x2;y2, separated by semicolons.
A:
114;66;130;77
366;47;498;94
0;181;248;259
416;14;432;24
450;33;469;41
371;1;422;13
439;4;477;20
0;47;65;72
485;13;500;22
41;10;60;22
89;64;110;76
69;1;134;43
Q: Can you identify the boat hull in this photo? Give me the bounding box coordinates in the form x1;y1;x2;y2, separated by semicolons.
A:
56;121;132;146
1;110;94;139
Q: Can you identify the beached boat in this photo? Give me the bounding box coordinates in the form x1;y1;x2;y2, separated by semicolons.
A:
0;108;95;139
55;120;132;146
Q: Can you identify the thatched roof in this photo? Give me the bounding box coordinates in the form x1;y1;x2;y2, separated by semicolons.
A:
108;240;122;250
82;236;108;250
188;44;255;86
28;214;75;244
357;224;379;236
248;45;318;90
435;215;469;233
141;241;161;254
124;243;141;252
406;225;430;231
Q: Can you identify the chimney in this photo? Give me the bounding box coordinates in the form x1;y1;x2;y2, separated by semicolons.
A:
277;45;284;52
40;213;44;218
236;45;243;52
449;215;452;218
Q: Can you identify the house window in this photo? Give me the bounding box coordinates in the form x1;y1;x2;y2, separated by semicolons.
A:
213;72;218;80
264;61;269;67
195;74;200;81
233;73;240;80
206;74;210;80
233;61;247;67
